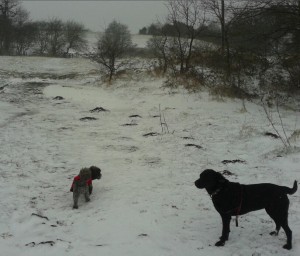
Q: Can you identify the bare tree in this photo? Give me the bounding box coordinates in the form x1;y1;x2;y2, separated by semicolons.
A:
34;21;49;55
147;23;169;73
166;0;206;73
64;20;87;56
0;0;23;54
14;23;36;55
94;20;133;81
33;20;87;57
12;7;36;55
202;0;227;54
47;18;65;57
202;0;270;80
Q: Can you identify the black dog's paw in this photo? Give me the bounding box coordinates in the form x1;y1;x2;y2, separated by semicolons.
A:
215;240;225;246
219;236;228;241
269;231;278;236
73;205;78;209
283;244;291;250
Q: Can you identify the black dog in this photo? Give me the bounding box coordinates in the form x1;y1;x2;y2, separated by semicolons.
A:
195;169;297;250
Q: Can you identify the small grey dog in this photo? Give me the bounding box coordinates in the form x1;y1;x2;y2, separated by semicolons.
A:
72;168;91;209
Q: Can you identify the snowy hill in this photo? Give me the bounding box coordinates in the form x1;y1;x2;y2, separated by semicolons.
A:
85;32;152;51
0;56;299;256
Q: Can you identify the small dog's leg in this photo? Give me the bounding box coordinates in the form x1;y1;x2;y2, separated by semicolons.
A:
73;191;79;209
85;190;90;202
216;214;231;246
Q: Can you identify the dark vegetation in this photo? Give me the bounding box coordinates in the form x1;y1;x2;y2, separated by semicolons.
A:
142;0;300;97
0;0;87;57
1;0;300;96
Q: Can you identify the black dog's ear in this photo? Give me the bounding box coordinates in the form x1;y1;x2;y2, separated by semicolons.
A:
215;172;227;184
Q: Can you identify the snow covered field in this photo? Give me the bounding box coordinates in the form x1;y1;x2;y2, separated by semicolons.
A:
0;56;299;256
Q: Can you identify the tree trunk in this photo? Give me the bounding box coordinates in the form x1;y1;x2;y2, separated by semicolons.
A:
225;30;231;82
221;0;225;56
109;70;113;81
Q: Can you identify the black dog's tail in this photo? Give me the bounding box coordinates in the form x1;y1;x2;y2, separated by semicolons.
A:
287;180;298;195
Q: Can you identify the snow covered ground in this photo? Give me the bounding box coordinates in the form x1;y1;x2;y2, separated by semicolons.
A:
0;56;299;256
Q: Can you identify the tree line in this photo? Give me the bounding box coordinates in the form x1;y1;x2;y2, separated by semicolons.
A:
142;0;300;94
0;0;87;56
1;0;299;93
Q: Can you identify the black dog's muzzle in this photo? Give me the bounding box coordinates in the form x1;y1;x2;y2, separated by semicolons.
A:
195;179;205;189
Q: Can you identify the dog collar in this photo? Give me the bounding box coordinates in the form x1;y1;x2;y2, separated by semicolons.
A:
210;188;222;198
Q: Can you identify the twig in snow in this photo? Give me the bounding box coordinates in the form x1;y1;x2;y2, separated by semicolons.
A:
138;233;148;237
31;213;49;221
25;241;55;247
90;107;109;113
129;115;142;118
159;104;169;134
143;132;159;137
265;132;280;139
185;143;202;149
222;159;246;164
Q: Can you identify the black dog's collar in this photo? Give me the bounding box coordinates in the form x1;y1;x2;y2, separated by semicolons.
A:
210;188;222;198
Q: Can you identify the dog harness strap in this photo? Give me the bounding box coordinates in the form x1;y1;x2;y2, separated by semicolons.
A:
71;176;92;191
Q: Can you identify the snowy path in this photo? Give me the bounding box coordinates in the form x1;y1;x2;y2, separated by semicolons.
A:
0;57;299;256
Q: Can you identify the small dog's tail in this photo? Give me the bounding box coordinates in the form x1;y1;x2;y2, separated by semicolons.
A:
287;180;298;195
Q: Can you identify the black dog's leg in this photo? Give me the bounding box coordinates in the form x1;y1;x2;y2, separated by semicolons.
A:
215;214;231;246
269;226;280;236
282;223;292;250
267;197;292;250
266;207;281;236
278;211;292;251
281;199;292;250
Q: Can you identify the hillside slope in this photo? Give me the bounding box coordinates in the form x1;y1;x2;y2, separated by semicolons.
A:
0;56;299;256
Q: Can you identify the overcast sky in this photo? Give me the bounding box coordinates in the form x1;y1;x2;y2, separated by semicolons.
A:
22;1;168;33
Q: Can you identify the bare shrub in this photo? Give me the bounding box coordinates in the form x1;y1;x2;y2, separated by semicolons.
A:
163;71;205;92
239;124;257;139
93;20;134;81
289;129;300;143
209;84;253;100
261;97;291;149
